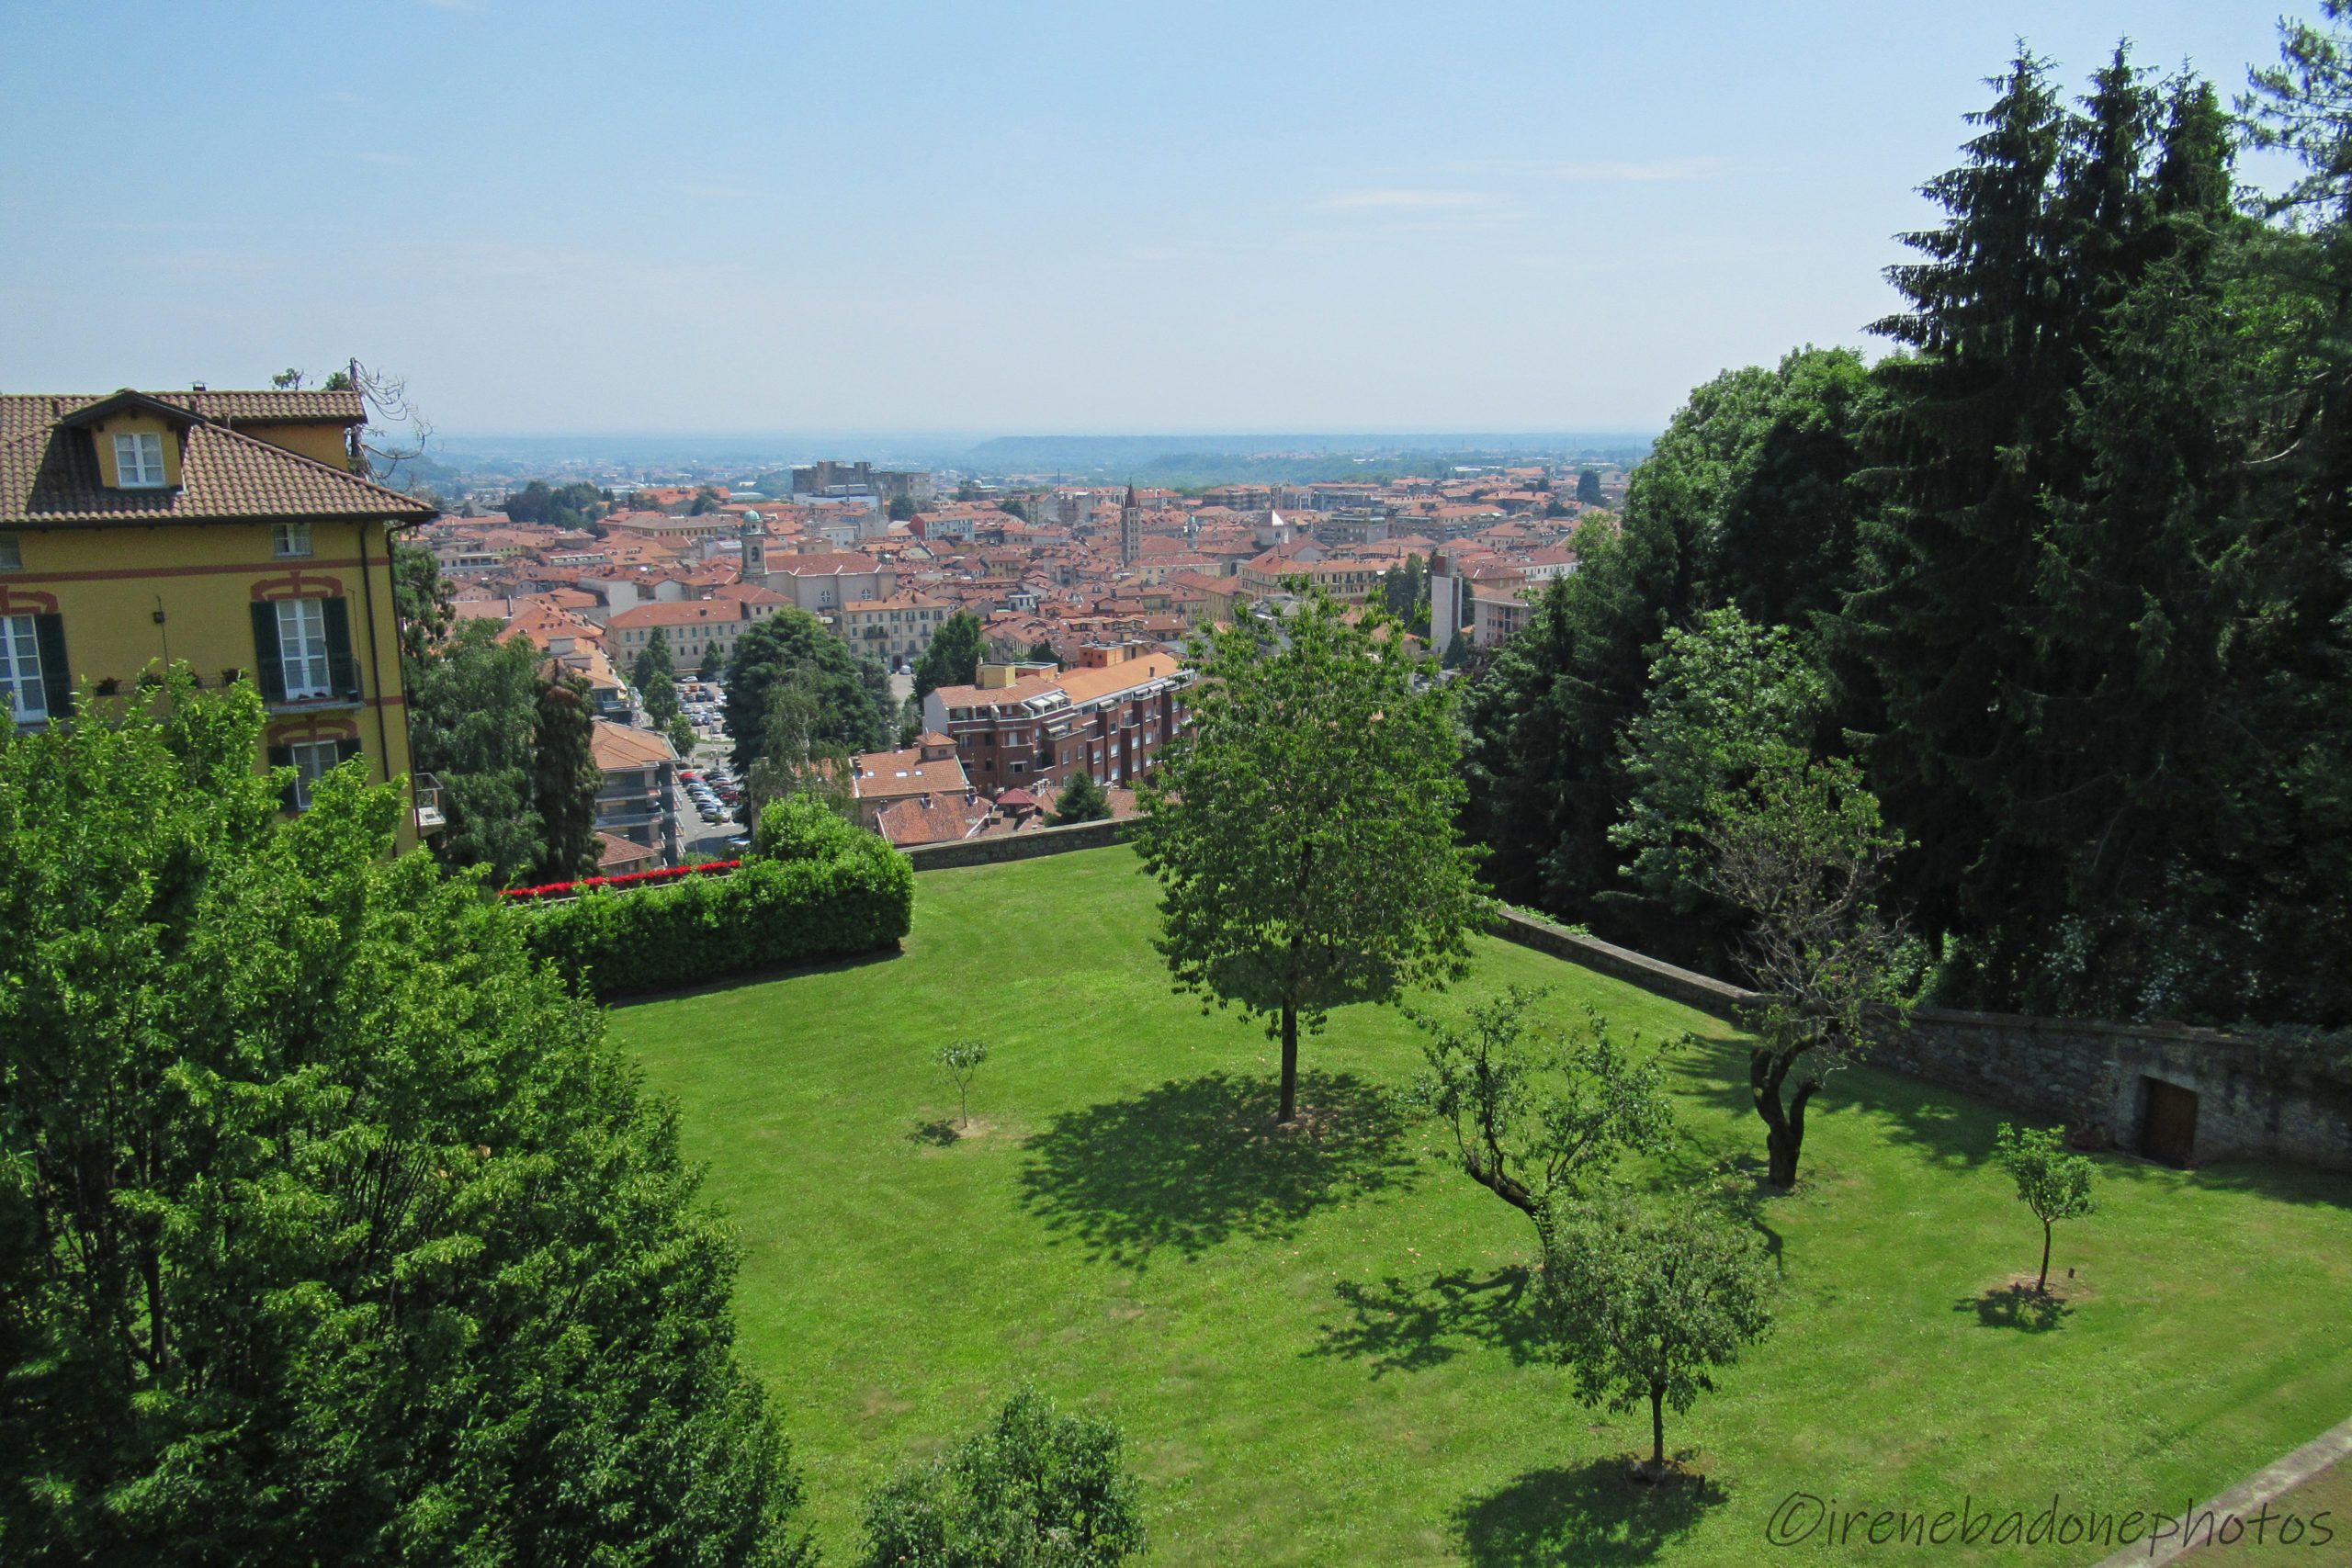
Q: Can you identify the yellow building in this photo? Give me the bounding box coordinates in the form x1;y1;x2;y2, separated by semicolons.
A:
0;388;437;846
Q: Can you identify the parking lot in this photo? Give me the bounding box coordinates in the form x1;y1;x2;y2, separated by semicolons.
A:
654;680;751;858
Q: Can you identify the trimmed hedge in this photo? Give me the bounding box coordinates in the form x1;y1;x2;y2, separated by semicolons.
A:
503;859;741;902
521;835;913;999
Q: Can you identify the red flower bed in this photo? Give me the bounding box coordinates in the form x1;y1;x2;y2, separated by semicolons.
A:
502;859;742;902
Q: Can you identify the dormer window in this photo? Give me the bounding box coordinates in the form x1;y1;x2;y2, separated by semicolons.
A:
114;431;167;489
273;522;313;558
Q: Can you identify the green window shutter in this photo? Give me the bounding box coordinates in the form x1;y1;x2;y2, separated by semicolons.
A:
267;743;296;812
33;613;72;721
334;736;364;772
251;603;286;704
322;597;360;700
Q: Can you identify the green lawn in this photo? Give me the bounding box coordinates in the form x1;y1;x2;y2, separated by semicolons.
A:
608;845;2352;1565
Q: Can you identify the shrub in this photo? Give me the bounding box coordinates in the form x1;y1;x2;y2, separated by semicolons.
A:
758;794;868;861
524;830;912;998
860;1385;1146;1568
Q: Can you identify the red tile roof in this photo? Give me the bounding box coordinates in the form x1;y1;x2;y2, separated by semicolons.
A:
0;394;437;527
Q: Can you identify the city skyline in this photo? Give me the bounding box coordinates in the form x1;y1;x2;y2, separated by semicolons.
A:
0;0;2320;435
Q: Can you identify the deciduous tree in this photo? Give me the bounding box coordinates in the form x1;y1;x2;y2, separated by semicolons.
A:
1993;1124;2098;1292
1699;749;1916;1187
408;615;547;886
724;607;894;773
1134;592;1486;1124
1407;987;1674;1253
0;671;812;1564
860;1386;1144;1568
1544;1192;1775;1480
914;611;988;699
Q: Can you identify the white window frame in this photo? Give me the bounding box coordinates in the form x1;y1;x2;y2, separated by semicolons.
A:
114;431;166;489
2;613;47;723
277;598;333;701
288;739;344;811
273;522;313;558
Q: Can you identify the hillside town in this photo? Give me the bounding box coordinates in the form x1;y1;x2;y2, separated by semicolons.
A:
425;462;1620;860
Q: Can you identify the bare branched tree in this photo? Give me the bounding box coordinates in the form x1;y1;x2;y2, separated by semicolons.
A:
339;358;435;490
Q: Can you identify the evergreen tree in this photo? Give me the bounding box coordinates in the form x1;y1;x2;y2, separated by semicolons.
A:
1842;51;2099;983
635;628;681;726
1048;770;1112;825
532;669;604;882
1464;350;1878;953
1576;467;1603;506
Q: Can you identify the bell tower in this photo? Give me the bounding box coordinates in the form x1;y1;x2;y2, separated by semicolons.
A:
740;512;770;588
1119;482;1143;569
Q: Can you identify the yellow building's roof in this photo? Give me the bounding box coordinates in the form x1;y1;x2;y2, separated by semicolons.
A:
0;391;434;527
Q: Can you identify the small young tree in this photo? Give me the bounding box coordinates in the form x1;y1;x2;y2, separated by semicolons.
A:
1134;591;1487;1124
1700;747;1915;1187
938;1039;989;1130
1993;1124;2098;1293
1048;771;1112;826
1407;987;1675;1253
1544;1193;1775;1481
665;712;699;761
860;1385;1145;1568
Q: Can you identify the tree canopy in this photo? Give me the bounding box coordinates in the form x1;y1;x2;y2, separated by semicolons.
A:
1134;592;1487;1123
0;672;810;1564
914;611;987;699
724;609;896;776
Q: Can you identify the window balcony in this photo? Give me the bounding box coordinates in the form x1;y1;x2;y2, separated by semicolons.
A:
414;772;447;834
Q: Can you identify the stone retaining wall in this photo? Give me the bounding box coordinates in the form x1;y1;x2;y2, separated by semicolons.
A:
901;817;1136;871
898;840;2352;1170
1493;910;2352;1172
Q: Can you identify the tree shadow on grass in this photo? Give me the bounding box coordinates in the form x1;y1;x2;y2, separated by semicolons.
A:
1015;1069;1414;1269
1308;1267;1550;1376
1453;1459;1727;1566
1955;1283;2075;1332
908;1118;960;1147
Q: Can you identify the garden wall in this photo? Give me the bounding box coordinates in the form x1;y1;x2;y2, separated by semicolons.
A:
901;818;1136;870
1493;910;2352;1174
895;829;2352;1172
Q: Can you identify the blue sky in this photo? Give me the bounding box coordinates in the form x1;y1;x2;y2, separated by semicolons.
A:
0;1;2322;437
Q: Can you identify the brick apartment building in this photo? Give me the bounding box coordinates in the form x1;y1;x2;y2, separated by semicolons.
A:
922;642;1188;795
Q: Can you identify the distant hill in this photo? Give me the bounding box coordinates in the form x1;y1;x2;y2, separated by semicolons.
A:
963;433;1653;484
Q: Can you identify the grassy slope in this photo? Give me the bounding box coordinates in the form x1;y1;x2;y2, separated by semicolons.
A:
609;846;2352;1565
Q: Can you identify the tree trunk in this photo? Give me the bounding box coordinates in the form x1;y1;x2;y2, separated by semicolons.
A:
1649;1382;1667;1474
1278;1000;1299;1125
2037;1220;2052;1294
1752;1048;1817;1188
